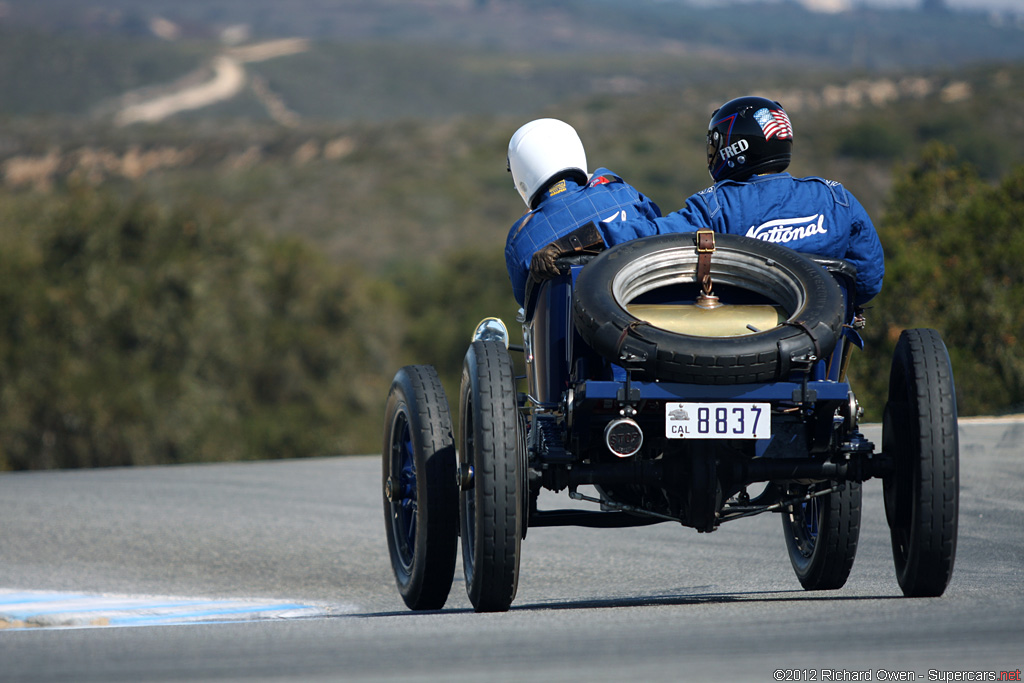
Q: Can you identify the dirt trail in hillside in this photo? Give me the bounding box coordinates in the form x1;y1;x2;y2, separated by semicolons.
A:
114;39;309;126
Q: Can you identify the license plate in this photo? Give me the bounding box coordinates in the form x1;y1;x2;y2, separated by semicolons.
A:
665;402;770;440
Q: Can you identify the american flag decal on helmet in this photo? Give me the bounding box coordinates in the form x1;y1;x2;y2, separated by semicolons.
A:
754;107;793;141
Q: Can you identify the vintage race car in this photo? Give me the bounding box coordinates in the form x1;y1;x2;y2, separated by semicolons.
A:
382;231;959;612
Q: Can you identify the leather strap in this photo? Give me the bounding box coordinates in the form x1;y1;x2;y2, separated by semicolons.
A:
615;320;650;361
555;221;604;254
695;229;716;295
782;319;822;364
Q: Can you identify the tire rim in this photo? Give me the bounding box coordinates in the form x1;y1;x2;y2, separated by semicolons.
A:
787;489;820;561
388;409;417;575
794;499;820;558
610;245;809;336
460;394;477;585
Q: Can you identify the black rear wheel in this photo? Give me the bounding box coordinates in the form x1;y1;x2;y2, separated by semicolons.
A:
782;481;862;590
458;340;522;613
382;365;458;610
883;328;959;598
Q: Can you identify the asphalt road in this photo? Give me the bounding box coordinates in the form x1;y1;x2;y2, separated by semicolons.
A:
1;420;1021;682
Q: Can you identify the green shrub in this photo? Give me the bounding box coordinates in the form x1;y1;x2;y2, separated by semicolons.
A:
850;144;1024;419
0;185;394;469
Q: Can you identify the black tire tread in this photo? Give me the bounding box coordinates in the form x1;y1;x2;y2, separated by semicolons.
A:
460;341;521;613
884;328;959;598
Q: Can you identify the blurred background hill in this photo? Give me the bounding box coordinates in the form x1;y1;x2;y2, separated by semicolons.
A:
1;0;1022;468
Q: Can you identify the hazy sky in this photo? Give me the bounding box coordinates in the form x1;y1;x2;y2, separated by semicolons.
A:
883;0;1022;9
698;0;1023;12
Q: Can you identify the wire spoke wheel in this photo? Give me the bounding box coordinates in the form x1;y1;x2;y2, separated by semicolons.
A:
382;365;458;610
781;481;861;591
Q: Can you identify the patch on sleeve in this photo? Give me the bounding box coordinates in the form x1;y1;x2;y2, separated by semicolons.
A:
588;175;622;188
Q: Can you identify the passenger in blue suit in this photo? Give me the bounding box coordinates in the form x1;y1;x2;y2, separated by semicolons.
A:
533;97;884;306
505;118;662;306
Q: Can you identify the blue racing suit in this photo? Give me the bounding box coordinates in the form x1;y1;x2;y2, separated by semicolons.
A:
599;173;884;305
506;168;661;305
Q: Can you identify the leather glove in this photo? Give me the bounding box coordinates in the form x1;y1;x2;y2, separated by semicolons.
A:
529;222;605;283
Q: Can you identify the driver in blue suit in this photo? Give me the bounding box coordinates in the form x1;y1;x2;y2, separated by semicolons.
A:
504;118;662;306
531;97;884;306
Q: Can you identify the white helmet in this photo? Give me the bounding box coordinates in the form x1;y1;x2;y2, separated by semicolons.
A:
507;118;588;208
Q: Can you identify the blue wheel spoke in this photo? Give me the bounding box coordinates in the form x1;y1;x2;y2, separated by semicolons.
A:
794;497;819;557
391;414;419;567
400;499;417;554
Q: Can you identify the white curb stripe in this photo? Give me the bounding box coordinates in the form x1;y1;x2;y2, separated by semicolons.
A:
0;589;353;630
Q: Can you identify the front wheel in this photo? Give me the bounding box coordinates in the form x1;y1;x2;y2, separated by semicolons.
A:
883;328;959;598
781;481;862;591
458;340;522;613
382;365;459;610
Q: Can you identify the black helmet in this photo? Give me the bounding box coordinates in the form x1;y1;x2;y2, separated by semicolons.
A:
706;96;793;182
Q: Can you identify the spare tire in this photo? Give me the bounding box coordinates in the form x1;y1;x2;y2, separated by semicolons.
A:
572;232;845;384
